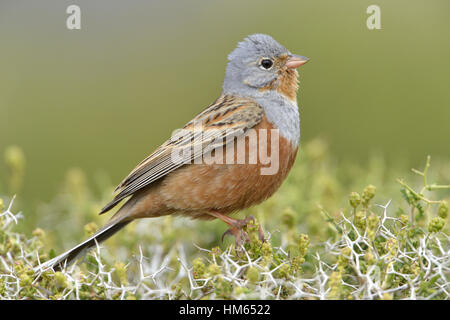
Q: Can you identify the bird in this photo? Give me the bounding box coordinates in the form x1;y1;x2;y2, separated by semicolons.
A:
35;34;309;272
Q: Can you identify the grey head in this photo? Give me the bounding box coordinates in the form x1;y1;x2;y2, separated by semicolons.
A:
222;34;308;99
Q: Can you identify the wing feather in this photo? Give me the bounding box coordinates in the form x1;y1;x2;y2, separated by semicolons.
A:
100;95;264;214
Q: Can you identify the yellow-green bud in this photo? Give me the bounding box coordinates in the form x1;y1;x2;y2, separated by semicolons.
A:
438;201;448;219
341;247;352;257
399;214;409;225
349;192;361;208
114;262;128;285
428;217;445;233
19;274;33;287
0;198;4;212
367;213;380;239
210;246;221;257
354;211;366;229
298;234;310;257
337;247;352;272
54;272;68;289
367;213;379;230
362;185;377;206
328;271;342;299
261;242;273;264
207;264;221;277
385;238;398;255
246;266;260;283
292;255;305;274
192;257;206;279
276;264;291;280
364;185;377;198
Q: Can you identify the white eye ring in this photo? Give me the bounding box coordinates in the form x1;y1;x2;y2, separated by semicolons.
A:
259;58;274;70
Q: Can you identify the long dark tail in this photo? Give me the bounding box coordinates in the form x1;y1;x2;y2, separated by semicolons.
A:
34;218;131;273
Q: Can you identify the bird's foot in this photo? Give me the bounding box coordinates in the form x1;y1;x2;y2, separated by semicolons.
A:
221;215;265;246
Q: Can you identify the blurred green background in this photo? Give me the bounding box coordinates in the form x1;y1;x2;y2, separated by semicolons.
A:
1;0;449;213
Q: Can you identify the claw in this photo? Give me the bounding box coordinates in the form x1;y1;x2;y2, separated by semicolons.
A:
258;224;265;242
221;228;234;243
208;211;265;247
244;215;256;226
221;227;249;246
220;215;264;246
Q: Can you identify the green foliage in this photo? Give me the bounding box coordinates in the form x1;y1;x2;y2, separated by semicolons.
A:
0;140;449;299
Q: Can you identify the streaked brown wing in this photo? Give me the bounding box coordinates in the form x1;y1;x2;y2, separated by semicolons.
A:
100;95;264;214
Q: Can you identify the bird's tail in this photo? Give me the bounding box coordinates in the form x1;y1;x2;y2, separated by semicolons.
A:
34;218;131;273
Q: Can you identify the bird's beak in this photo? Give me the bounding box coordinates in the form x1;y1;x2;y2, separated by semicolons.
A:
286;54;310;69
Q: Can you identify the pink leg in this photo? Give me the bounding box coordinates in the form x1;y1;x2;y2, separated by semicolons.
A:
207;211;265;246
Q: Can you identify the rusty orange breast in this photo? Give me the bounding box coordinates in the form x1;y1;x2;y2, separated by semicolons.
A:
154;116;299;218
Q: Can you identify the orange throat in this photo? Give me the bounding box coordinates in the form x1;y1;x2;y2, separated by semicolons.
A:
277;68;299;102
259;68;299;102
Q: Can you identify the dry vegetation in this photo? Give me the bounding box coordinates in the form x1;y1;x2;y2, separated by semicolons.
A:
0;140;449;299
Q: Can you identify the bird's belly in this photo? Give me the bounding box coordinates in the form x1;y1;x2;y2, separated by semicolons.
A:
158;117;298;218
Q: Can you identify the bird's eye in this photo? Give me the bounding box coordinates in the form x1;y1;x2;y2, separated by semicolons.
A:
260;59;273;70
